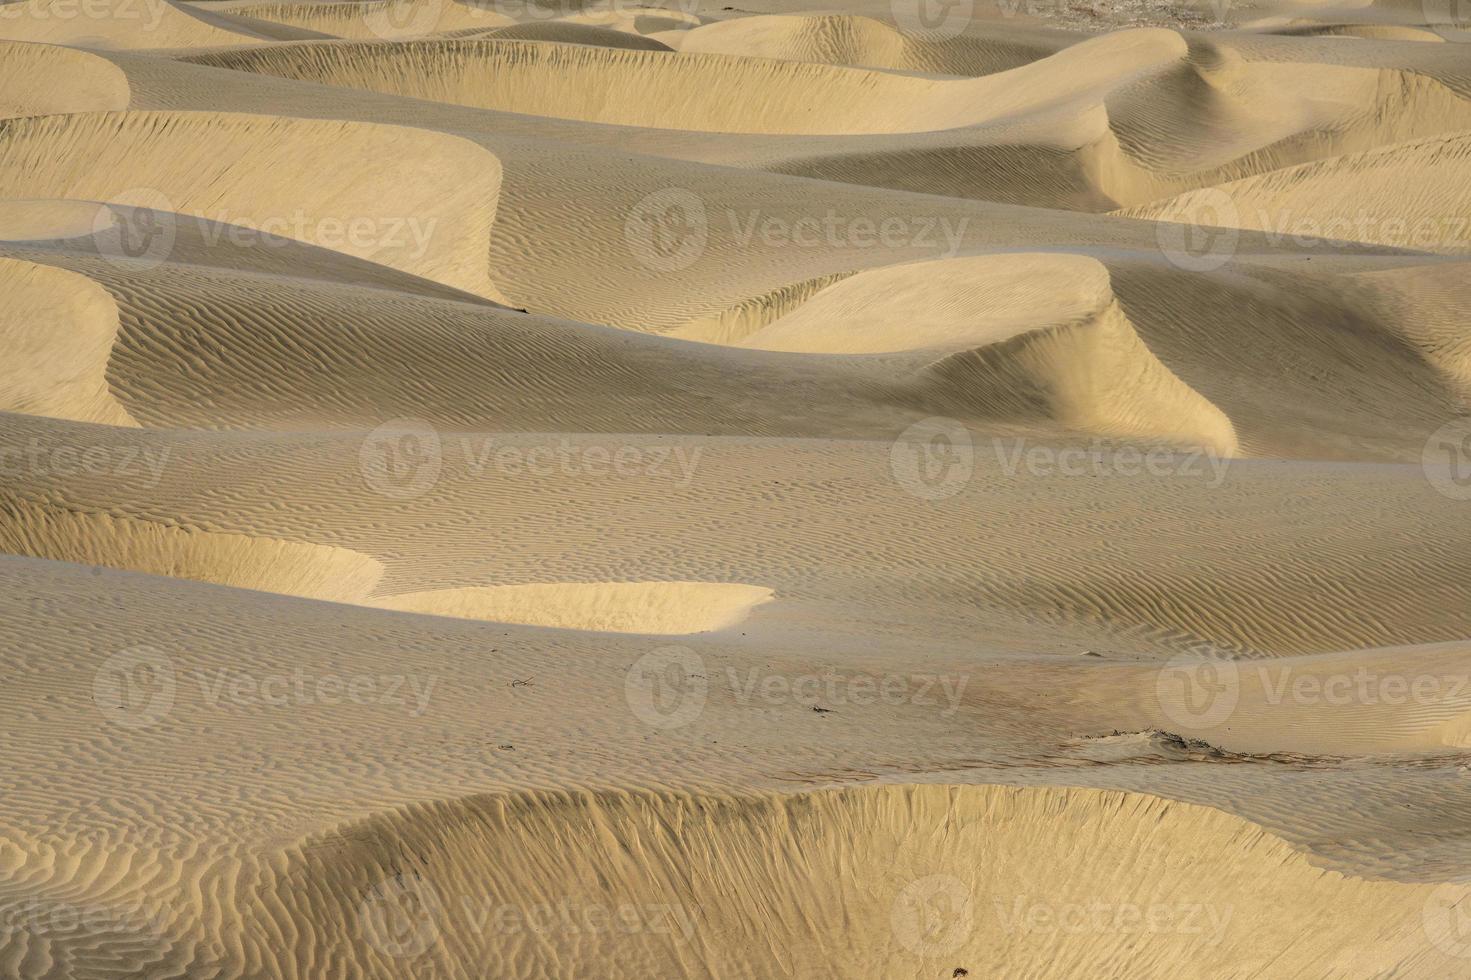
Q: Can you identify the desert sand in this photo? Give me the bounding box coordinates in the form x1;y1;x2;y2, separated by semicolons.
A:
2;0;1471;975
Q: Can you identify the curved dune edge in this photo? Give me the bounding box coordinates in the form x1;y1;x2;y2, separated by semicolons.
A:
0;0;274;49
0;257;136;427
0;111;506;300
1121;131;1471;254
0;498;384;603
184;30;1188;137
373;581;774;633
0;42;131;120
690;254;1238;457
1142;640;1471;755
475;21;676;51
668;13;1051;75
216;783;1459;978
226;0;513;40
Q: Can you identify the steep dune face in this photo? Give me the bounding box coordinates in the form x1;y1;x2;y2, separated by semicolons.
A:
374;581;774;632
224;0;512;39
0;42;131;119
247;784;1454;978
0;497;384;601
8;2;1471;978
0;257;135;426
0;111;505;298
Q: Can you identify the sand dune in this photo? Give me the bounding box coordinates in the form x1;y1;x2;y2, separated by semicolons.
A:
4;1;1471;977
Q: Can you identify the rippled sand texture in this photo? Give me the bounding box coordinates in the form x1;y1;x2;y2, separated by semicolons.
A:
3;0;1471;976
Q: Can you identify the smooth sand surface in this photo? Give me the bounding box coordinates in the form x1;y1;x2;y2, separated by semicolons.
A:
2;0;1471;975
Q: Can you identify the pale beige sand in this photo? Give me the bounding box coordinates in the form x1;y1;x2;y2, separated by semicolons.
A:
3;2;1471;978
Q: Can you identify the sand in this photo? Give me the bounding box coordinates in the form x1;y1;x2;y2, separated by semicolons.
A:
2;0;1471;976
